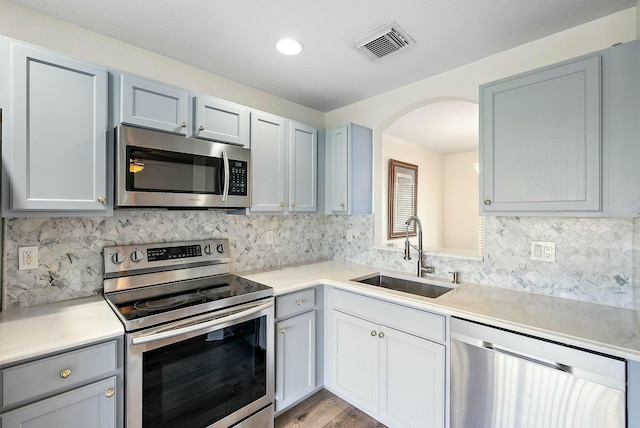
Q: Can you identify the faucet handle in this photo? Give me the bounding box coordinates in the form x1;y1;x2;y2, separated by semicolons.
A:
421;266;434;275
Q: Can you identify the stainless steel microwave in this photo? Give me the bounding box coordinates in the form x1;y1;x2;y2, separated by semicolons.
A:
116;125;251;209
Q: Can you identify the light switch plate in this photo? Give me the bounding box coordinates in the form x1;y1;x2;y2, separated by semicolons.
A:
18;246;39;270
530;241;555;262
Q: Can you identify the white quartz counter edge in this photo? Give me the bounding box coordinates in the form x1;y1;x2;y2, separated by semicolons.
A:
239;261;640;362
0;296;124;367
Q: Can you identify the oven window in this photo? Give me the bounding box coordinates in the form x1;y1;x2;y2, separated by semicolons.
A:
127;146;222;194
142;316;267;427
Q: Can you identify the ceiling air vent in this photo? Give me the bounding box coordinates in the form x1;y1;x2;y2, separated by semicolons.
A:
352;21;416;62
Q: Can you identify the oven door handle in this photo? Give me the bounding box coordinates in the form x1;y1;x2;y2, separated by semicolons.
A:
221;151;230;202
131;301;271;345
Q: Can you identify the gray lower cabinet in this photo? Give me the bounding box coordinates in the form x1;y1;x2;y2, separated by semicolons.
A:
1;37;109;216
275;288;317;413
0;339;122;428
327;288;446;428
0;377;117;428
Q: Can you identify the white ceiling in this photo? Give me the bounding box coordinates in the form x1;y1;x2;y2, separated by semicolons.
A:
9;0;634;113
385;101;479;154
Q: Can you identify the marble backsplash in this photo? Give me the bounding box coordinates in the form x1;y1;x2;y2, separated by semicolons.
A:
2;211;638;311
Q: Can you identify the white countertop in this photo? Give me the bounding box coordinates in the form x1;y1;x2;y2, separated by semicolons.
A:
239;260;640;361
0;296;124;367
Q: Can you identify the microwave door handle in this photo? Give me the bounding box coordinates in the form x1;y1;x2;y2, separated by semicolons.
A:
221;151;230;202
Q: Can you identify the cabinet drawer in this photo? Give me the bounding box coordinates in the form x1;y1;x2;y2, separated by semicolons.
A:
1;340;117;408
333;289;446;343
276;289;315;319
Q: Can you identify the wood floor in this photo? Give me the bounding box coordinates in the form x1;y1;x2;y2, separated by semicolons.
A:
274;389;387;428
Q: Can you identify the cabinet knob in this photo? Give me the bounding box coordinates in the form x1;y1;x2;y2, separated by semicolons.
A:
292;202;297;208
60;369;72;379
280;201;285;208
484;199;492;206
296;300;302;305
371;330;377;337
106;389;115;398
181;122;187;128
340;202;345;208
97;196;105;204
378;332;385;339
280;328;286;334
199;125;205;131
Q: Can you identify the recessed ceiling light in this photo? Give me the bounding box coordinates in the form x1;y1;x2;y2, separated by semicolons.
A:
276;38;303;56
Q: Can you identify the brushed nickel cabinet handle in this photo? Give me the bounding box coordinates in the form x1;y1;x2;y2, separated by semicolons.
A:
484;199;492;206
60;369;71;379
106;389;115;398
97;196;105;204
280;201;285;208
371;330;377;337
181;122;187;127
280;328;286;334
296;300;302;305
378;332;385;339
199;125;205;131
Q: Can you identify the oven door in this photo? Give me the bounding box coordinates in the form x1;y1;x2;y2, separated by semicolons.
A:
125;299;273;428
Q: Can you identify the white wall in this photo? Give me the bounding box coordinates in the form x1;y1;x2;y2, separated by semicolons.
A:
324;8;637;243
382;135;443;247
0;0;325;129
443;151;479;250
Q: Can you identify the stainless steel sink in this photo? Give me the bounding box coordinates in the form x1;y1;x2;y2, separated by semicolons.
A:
353;274;453;299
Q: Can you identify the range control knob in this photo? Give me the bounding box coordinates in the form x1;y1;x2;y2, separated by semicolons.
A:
130;250;144;263
203;245;213;255
216;244;225;254
111;252;126;265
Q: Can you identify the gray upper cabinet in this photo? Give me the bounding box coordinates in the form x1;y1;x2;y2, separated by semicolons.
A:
326;123;373;214
481;54;602;213
250;111;287;212
602;40;640;217
120;74;189;135
289;121;317;213
250;111;318;213
1;39;109;215
481;39;640;217
193;94;250;147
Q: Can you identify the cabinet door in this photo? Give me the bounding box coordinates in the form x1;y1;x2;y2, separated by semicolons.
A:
4;41;108;212
329;126;349;213
0;377;116;428
379;326;445;428
332;311;379;413
250;112;286;212
288;122;317;213
120;74;189;135
275;311;316;412
193;95;250;146
481;54;601;212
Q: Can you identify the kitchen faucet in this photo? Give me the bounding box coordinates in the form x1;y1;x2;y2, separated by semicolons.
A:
404;215;427;277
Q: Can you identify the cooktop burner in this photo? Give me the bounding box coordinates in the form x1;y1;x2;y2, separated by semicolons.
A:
108;274;271;330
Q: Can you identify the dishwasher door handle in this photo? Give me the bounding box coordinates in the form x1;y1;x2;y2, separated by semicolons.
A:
482;341;571;373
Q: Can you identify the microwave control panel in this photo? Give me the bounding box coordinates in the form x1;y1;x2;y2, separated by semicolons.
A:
229;160;248;196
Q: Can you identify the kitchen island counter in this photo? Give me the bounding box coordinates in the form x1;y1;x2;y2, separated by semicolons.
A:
239;260;640;361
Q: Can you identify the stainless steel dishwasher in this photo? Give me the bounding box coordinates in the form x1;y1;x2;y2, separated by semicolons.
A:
451;317;626;428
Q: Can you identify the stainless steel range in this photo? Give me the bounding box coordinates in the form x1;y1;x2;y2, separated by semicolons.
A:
103;239;274;428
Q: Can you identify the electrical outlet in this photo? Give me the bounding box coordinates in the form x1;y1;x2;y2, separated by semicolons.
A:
346;230;354;242
530;241;555;262
265;230;274;245
18;246;39;270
